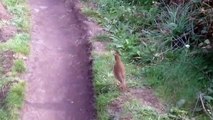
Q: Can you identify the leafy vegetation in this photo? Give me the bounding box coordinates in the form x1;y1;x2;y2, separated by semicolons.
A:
0;82;25;120
0;0;29;119
83;0;213;119
2;0;30;31
13;59;26;74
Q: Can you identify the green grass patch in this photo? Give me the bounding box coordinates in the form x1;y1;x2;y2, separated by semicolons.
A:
2;0;30;32
6;82;25;110
144;51;209;109
0;82;25;120
94;34;111;42
0;33;30;55
12;59;26;74
82;7;102;19
1;0;30;55
0;0;30;120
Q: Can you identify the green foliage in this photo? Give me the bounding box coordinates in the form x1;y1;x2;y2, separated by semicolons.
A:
144;51;210;108
85;0;213;119
94;34;112;42
159;4;193;36
6;82;25;120
13;59;26;73
0;0;29;120
122;0;157;6
6;82;25;109
1;0;30;55
151;3;194;50
2;0;30;31
0;33;30;55
0;82;25;120
88;0;159;63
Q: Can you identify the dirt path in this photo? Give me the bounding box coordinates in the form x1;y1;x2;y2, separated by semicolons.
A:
21;0;95;120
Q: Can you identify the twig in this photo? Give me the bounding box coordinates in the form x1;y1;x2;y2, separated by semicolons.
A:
199;93;213;119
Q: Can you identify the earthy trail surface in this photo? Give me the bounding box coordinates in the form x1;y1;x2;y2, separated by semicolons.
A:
21;0;95;120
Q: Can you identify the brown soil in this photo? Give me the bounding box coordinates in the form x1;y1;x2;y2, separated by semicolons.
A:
108;88;165;120
0;50;14;74
130;88;165;113
83;18;109;54
0;2;17;43
0;25;17;42
21;0;95;120
0;2;10;20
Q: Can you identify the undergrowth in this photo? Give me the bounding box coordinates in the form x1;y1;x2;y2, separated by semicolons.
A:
0;0;30;119
0;33;30;55
12;59;26;74
0;82;25;120
83;0;213;119
144;51;208;109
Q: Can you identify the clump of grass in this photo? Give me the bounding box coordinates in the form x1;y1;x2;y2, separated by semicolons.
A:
94;34;111;42
82;7;102;19
0;33;30;55
12;59;26;73
2;0;30;31
0;109;9;120
125;63;144;88
0;82;25;120
144;51;208;109
6;82;25;109
5;82;25;120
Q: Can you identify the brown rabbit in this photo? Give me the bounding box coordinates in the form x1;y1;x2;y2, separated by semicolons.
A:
113;51;127;91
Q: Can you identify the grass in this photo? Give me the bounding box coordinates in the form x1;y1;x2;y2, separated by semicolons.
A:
82;0;213;119
2;0;30;32
123;99;168;120
12;59;26;74
0;33;30;55
94;34;112;42
144;52;206;107
0;0;29;119
0;82;25;120
0;0;30;55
